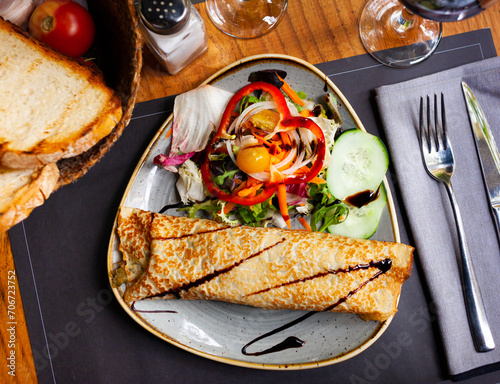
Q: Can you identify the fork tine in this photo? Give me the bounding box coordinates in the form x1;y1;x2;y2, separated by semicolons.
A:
427;95;434;152
433;94;441;151
441;92;448;150
419;96;425;151
419;96;432;153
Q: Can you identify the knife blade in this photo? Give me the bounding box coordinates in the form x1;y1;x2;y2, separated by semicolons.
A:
462;81;500;239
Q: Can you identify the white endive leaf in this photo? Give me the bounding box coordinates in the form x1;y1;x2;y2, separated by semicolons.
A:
175;160;208;204
0;0;34;27
169;85;233;157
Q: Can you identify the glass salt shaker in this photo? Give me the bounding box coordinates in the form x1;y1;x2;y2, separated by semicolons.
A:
136;0;208;75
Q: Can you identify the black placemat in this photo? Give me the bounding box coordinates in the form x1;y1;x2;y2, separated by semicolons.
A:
8;29;499;384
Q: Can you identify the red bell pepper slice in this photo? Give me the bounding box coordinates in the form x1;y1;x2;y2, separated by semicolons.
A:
201;81;325;206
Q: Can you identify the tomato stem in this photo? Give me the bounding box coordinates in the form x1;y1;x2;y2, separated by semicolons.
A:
41;16;54;33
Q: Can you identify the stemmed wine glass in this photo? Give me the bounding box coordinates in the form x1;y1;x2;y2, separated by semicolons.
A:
359;0;499;68
205;0;288;39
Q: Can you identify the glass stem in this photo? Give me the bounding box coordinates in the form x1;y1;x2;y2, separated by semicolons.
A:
391;6;415;34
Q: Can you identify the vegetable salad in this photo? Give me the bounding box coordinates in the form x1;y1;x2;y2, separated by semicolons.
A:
154;70;388;238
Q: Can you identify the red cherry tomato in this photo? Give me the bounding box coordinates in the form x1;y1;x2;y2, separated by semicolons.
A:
29;0;95;58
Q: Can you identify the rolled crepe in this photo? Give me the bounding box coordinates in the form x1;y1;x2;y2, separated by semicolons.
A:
114;207;413;321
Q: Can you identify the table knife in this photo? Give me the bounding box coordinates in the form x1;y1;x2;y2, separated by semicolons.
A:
462;81;500;242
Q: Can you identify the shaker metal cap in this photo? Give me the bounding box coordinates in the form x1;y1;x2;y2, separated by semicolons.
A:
140;0;190;35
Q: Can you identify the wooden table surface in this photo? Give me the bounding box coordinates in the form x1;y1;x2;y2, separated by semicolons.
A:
2;1;500;382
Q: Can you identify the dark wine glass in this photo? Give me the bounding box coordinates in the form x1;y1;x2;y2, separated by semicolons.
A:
359;0;498;68
402;0;498;21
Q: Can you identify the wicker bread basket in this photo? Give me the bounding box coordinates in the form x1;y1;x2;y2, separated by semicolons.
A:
0;0;142;233
55;0;143;188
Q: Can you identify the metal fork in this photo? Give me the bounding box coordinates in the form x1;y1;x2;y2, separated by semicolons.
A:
419;94;495;352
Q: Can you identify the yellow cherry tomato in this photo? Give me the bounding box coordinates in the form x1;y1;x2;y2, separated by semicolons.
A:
236;146;270;174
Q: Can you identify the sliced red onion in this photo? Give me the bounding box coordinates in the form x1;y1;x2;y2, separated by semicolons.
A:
248;171;269;182
299;128;315;155
282;149;309;175
235;135;259;149
229;99;323;183
286;101;301;116
274;146;297;170
287;129;300;143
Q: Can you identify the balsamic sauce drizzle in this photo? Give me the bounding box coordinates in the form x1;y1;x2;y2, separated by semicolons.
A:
158;202;187;214
345;187;380;208
247;258;391;297
131;301;177;314
241;313;313;356
130;223;392;357
241;258;392;356
152;225;239;242
142;238;287;300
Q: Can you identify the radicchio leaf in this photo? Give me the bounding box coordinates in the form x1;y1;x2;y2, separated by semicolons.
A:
154;153;195;173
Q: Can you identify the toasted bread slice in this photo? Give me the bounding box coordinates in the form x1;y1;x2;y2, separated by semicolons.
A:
0;16;123;169
0;164;59;232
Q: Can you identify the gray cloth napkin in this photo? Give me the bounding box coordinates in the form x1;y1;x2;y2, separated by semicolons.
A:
376;56;500;377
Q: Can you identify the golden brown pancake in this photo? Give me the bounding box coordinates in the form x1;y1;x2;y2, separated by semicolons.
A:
115;207;413;321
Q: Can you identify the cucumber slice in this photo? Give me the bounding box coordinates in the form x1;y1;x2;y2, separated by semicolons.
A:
327;185;387;239
326;129;389;201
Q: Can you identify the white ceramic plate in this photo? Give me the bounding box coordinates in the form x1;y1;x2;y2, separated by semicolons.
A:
107;54;401;369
